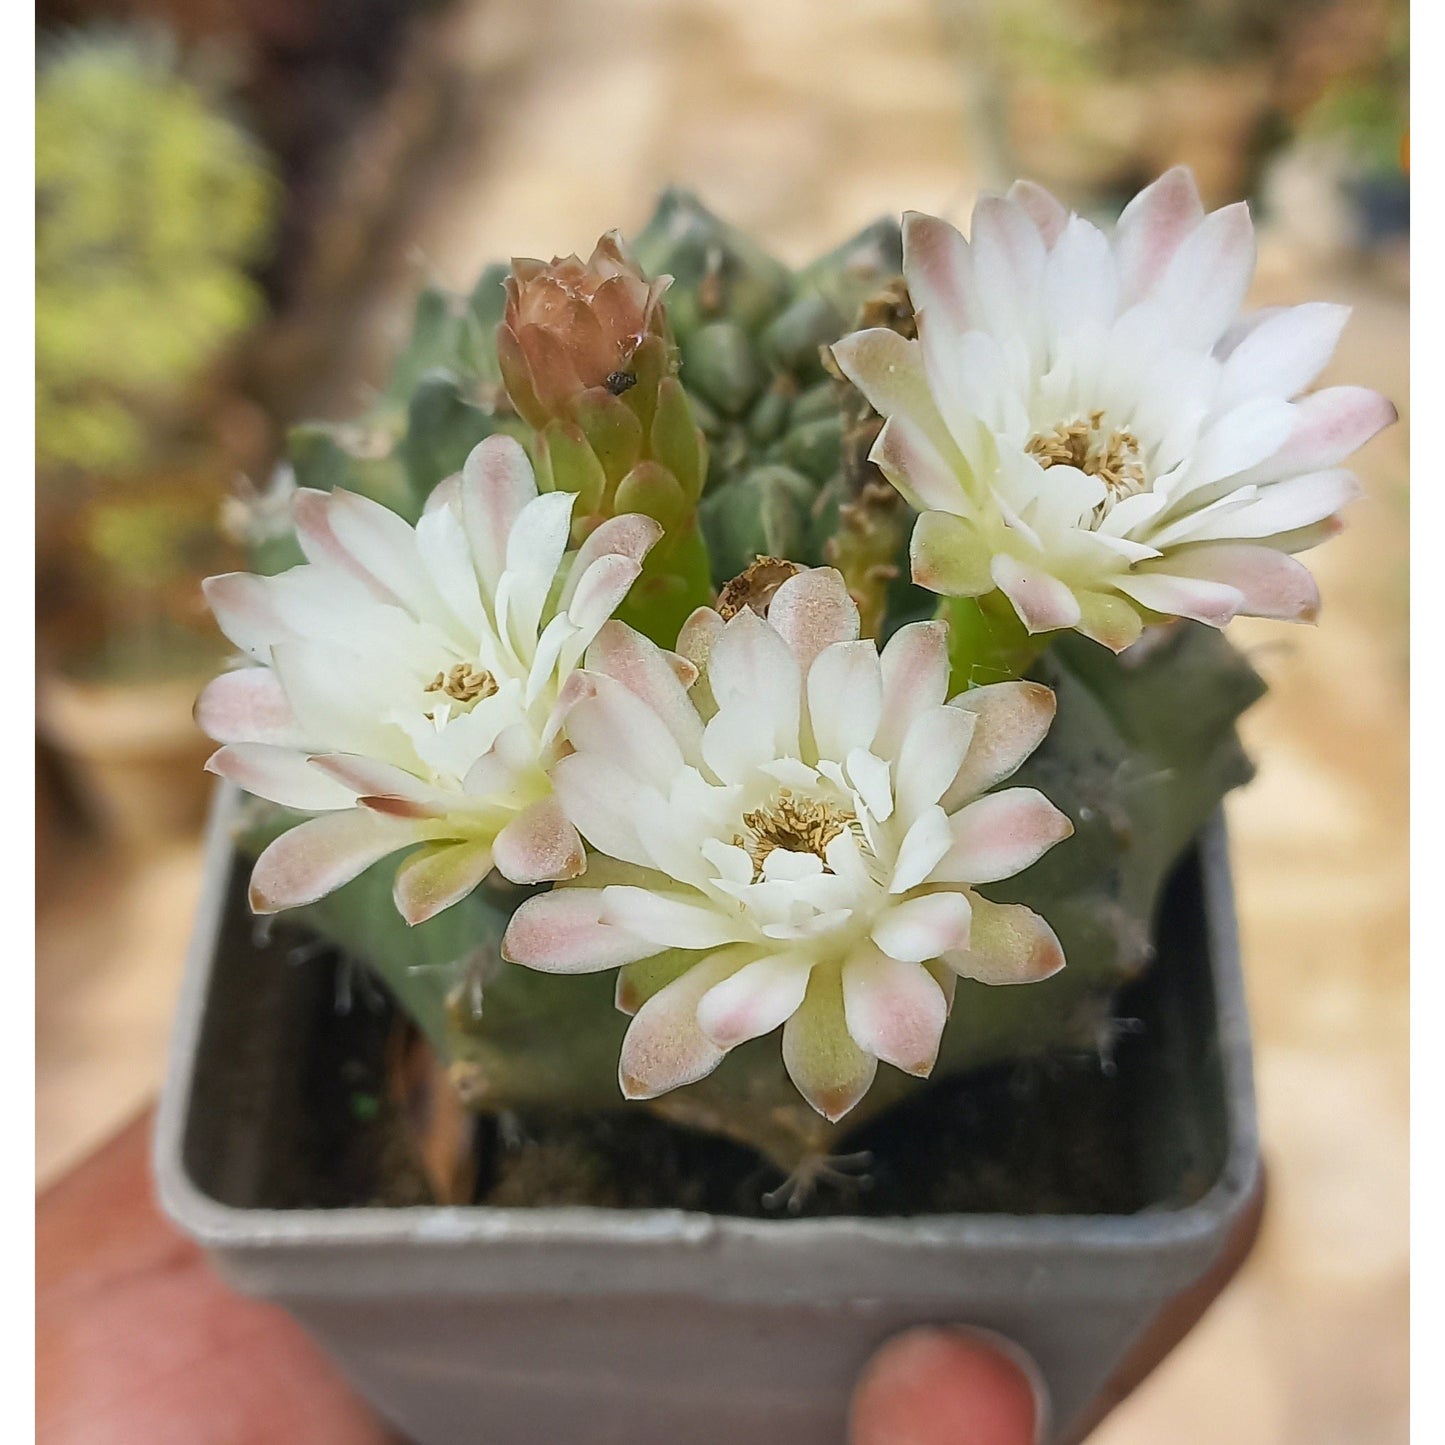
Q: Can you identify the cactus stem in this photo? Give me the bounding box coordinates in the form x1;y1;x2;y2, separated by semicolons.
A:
942;590;1051;689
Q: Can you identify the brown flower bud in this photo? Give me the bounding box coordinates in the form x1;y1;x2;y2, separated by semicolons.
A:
498;231;671;428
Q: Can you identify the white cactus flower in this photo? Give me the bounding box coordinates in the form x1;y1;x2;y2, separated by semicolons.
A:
502;568;1072;1121
832;167;1397;651
197;434;661;923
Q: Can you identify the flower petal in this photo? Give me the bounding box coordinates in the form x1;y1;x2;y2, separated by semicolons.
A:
829;328;956;459
696;954;813;1048
586;620;705;759
1217;301;1349;406
205;743;356;811
894;705;976;825
932;788;1073;885
707;606;801;754
502;886;659;973
902;210;976;334
807;641;883;762
1006;179;1070;247
875;620;951;759
1237;386;1396;484
890;805;953;894
910;512;995;597
618;951;738;1099
1114;165;1205;306
1148;200;1255;351
458;434;539;595
871;414;970;517
782;966;878;1121
550;752;653;867
249;809;417;913
492;795;585;884
871;892;972;964
767;567;861;674
990;554;1083;634
599;885;745;949
393;841;496;925
1157;542;1320;622
944;681;1057;806
195;668;303;747
944;896;1066;985
1114;571;1246;626
842;944;949;1076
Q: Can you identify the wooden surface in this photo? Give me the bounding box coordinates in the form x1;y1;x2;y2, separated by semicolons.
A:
36;3;1408;1439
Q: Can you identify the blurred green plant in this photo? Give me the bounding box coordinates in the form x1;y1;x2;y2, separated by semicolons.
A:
36;28;278;478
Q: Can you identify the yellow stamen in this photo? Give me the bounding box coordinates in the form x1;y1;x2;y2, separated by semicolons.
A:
426;663;497;705
1027;410;1147;518
736;789;858;882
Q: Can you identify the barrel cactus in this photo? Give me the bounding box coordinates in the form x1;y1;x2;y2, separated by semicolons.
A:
207;175;1388;1190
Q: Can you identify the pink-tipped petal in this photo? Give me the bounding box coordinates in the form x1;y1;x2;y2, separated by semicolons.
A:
782;967;879;1121
307;754;451;813
871;414;970;516
875;620;951;758
1006;179;1071;247
206;743;356;812
1239;386;1396;484
393;841;495;924
1114;571;1245;626
944;680;1057;806
563;670;686;788
910;511;995;597
195;668;303;746
1149;200;1256;351
565;553;643;633
696;954;813;1049
829;328;956;459
586;619;705;759
458;434;540;592
202;573;290;662
901;211;976;334
1158;542;1321;622
292;488;395;603
707;607;802;752
945;896;1065;985
842;946;949;1076
933;788;1073;886
249;809;416;914
767;567;861;673
492;796;585;884
990;554;1083;634
871;893;972;964
618;952;737;1099
502;887;659;973
1115;165;1206;306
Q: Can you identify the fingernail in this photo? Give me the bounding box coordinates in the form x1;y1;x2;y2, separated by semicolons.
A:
849;1325;1051;1445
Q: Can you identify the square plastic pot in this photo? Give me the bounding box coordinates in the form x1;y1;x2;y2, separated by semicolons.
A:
155;787;1260;1444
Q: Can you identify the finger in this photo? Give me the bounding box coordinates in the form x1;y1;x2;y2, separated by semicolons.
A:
850;1326;1046;1445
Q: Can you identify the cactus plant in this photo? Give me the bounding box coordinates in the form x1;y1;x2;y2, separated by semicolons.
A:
204;175;1389;1193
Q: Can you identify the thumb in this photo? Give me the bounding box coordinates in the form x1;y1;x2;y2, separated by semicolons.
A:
849;1326;1048;1445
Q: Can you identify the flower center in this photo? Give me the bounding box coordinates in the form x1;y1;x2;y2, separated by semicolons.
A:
426;663;498;707
1027;411;1147;520
737;789;857;882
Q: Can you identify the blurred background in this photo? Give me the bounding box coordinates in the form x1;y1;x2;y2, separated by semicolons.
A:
34;1;1408;1440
